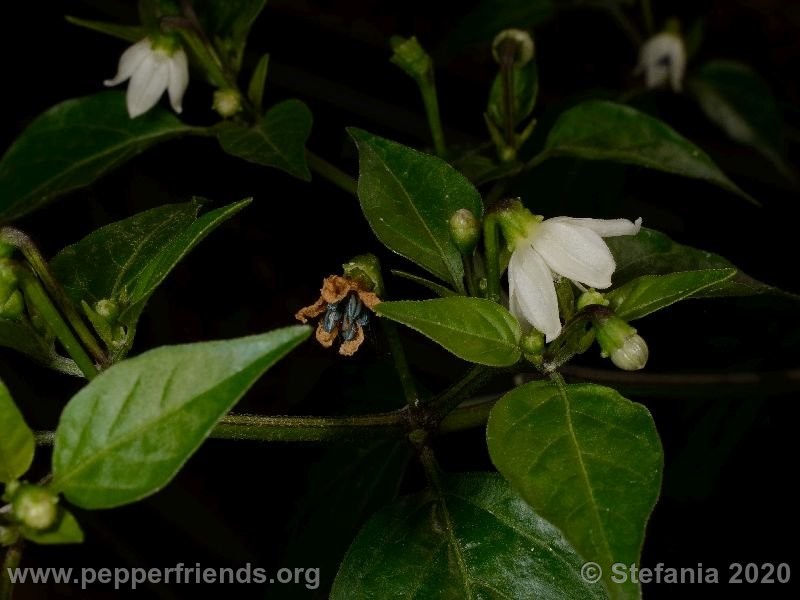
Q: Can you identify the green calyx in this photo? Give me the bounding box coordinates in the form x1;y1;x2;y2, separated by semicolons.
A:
592;311;648;371
390;36;432;80
492;199;542;250
151;32;182;56
577;289;609;311
343;253;384;296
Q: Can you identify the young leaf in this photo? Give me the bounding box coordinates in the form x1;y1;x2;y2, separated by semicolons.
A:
65;15;144;43
0;92;192;221
332;472;607;599
0;321;81;376
247;53;270;112
21;508;84;545
487;61;539;128
0;379;34;483
607;269;737;321
487;380;663;600
605;227;781;298
688;60;795;182
348;129;484;291
217;99;312;180
540;100;755;204
52;326;310;509
50;199;250;358
391;270;458;298
376;298;521;366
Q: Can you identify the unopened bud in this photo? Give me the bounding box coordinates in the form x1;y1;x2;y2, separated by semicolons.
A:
577;289;609;311
390;36;432;80
94;298;120;323
11;485;58;531
213;88;242;118
449;209;481;255
593;312;648;371
492;29;534;67
521;329;545;356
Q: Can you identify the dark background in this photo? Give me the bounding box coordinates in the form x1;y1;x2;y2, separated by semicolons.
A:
1;0;798;598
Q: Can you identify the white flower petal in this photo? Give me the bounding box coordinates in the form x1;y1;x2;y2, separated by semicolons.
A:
104;38;151;87
509;245;561;342
532;221;616;289
126;54;170;118
638;33;685;91
547;216;642;238
166;49;189;114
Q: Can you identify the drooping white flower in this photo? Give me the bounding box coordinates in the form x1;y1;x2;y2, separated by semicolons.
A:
501;207;641;342
105;37;189;119
637;32;686;92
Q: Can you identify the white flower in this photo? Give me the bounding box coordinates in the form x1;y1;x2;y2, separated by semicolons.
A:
508;216;642;341
637;32;686;92
104;37;189;118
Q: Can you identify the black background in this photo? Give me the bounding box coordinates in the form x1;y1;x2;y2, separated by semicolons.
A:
1;1;798;598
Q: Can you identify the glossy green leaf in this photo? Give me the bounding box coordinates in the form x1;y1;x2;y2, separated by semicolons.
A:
284;441;410;594
605;227;779;298
51;199;250;357
21;508;84;545
391;270;457;298
540;100;755;203
52;326;310;509
447;0;553;52
0;379;34;483
349;129;483;291
196;0;268;72
689;61;793;181
332;472;607;599
376;298;521;366
217;99;312;180
0;321;81;376
247;53;270;112
488;62;539;128
487;380;663;600
608;269;737;321
65;16;144;42
0;92;192;222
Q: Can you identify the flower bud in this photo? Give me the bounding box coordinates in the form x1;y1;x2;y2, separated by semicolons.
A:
492;29;534;67
390;36;432;80
577;289;609;311
11;485;58;531
593;313;648;371
521;329;545;356
94;298;120;323
213;88;243;118
449;209;481;255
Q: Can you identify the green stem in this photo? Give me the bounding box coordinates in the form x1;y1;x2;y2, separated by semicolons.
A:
15;268;98;380
438;396;497;433
381;320;420;407
306;150;358;196
641;0;655;35
0;541;22;600
430;365;493;421
0;228;108;368
482;215;502;302
418;72;447;157
463;254;478;297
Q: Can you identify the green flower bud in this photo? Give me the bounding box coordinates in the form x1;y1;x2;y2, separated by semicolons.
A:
390;36;432;80
492;29;535;67
449;209;481;255
342;254;384;297
577;289;609;311
593;313;648;371
11;485;58;531
95;298;120;323
213;88;243;118
0;524;19;546
521;329;545;355
0;290;25;321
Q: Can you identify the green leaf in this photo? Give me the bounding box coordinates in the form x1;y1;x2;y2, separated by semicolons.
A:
391;270;458;298
348;129;483;291
65;15;144;43
332;472;607;599
688;60;794;182
50;199;250;358
0;92;192;222
540;100;755;204
605;227;779;298
195;0;268;72
0;379;34;483
52;326;310;509
376;298;521;367
487;380;663;600
607;269;737;321
0;320;81;376
247;53;270;112
488;62;539;128
217;99;312;180
447;0;553;52
21;508;84;545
